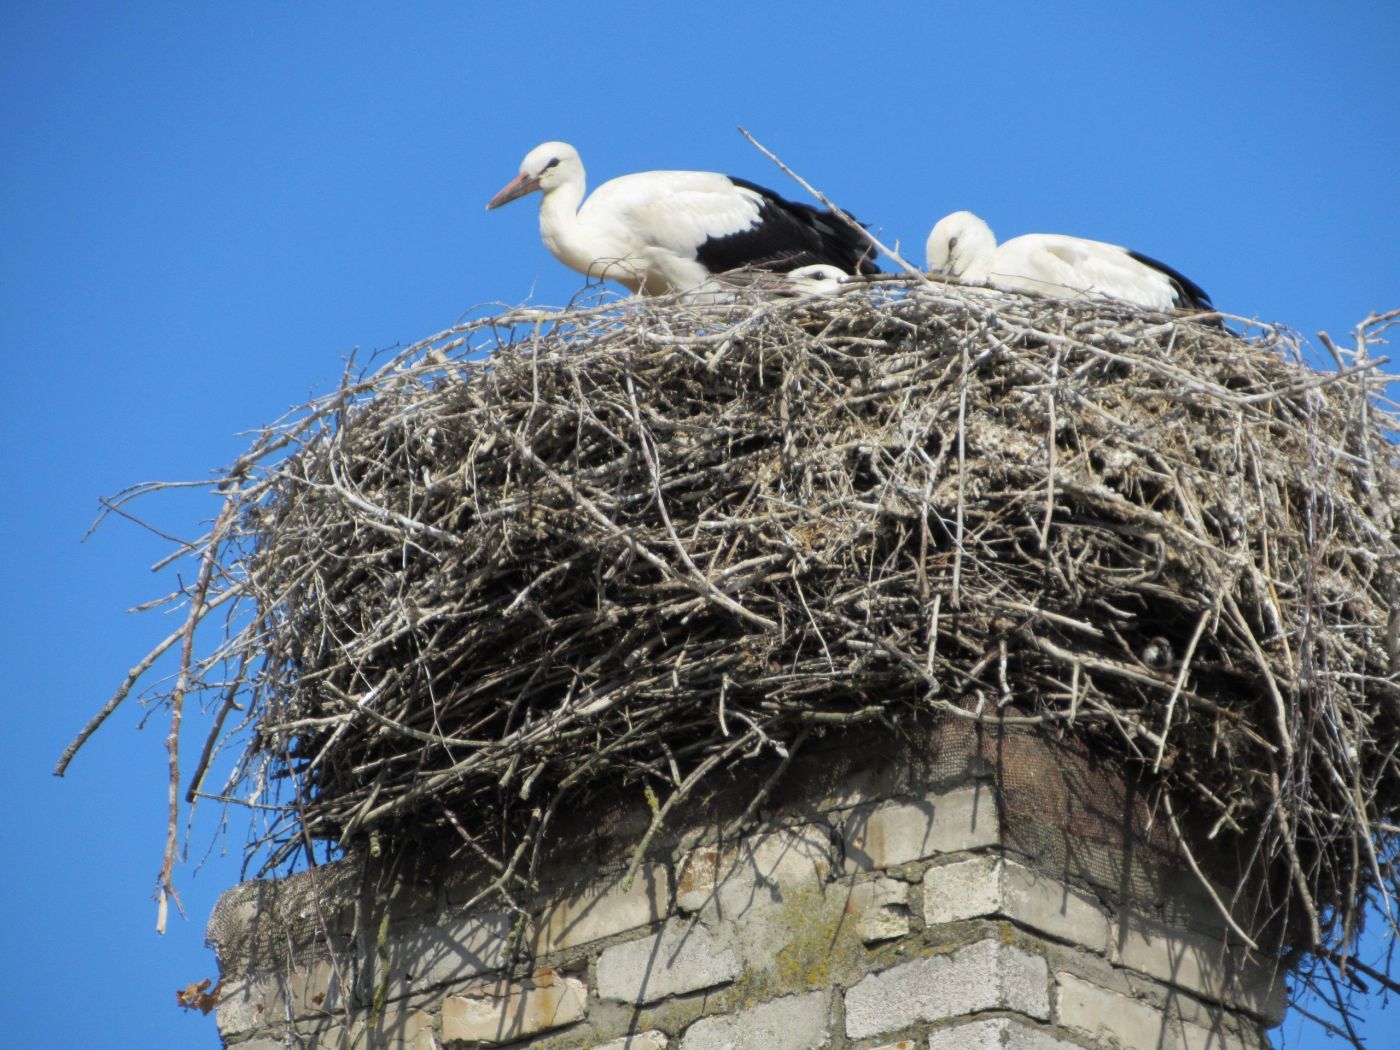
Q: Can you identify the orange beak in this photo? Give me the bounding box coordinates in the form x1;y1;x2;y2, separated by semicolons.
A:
486;172;542;210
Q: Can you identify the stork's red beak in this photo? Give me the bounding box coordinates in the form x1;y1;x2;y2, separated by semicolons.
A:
486;172;541;210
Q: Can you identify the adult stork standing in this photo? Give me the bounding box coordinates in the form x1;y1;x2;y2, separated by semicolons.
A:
487;142;879;296
925;210;1213;312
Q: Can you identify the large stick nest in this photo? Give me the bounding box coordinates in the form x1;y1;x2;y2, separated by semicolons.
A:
72;281;1400;969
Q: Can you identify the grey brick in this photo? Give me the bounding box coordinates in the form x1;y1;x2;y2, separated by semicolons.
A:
533;864;670;954
926;1017;1082;1049
369;908;513;1000
849;877;911;943
597;919;740;1004
923;857;1110;954
844;938;1049;1038
1056;970;1166;1050
1113;912;1286;1023
921;855;1001;926
1175;1018;1267;1050
676;825;835;918
682;991;829;1050
842;786;997;872
441;969;587;1044
594;1032;670;1050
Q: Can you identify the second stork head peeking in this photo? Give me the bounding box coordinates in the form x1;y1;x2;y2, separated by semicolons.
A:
487;141;879;297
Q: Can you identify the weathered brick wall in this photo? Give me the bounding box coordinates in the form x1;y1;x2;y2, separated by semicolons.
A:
208;727;1286;1049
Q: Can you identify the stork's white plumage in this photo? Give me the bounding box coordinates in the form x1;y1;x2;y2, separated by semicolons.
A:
487;142;879;296
925;211;1213;312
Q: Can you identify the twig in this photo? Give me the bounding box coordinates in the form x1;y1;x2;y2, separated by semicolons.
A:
1153;605;1214;773
1162;791;1260;950
738;127;927;281
157;498;238;934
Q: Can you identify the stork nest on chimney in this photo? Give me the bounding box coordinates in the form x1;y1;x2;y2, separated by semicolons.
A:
66;280;1400;982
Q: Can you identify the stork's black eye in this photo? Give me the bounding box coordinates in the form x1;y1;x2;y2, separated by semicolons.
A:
543;158;560;170
947;235;959;251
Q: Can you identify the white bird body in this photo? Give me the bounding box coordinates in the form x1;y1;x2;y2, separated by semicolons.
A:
570;169;767;294
925;211;1211;312
489;142;878;295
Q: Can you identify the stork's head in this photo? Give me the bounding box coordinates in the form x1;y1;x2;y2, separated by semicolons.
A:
925;210;995;277
785;264;849;297
486;141;583;210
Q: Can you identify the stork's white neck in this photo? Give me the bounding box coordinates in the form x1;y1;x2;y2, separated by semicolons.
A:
536;172;596;276
948;220;997;284
535;168;647;291
954;250;992;284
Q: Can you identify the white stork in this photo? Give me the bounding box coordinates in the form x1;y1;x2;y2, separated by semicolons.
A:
486;141;879;296
925;210;1213;312
706;263;852;301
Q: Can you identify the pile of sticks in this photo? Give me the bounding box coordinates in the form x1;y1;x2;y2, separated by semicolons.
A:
63;281;1400;970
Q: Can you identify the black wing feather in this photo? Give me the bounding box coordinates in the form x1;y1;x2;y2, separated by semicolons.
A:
1125;248;1214;310
693;176;881;277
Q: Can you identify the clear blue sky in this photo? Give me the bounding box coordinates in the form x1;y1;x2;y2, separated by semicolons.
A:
3;4;1396;1047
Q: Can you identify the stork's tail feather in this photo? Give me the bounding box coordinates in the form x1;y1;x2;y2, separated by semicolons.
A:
810;212;882;276
722;176;881;276
1124;249;1213;311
